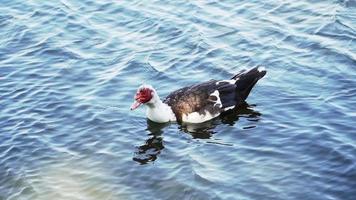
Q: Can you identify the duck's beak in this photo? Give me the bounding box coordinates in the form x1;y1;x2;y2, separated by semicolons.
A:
130;101;142;110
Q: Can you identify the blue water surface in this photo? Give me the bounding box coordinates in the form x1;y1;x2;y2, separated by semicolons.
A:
1;0;355;199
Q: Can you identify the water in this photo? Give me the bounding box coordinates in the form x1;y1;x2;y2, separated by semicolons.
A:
1;0;355;199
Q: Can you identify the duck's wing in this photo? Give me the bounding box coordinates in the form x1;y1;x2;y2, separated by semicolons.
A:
163;66;266;123
163;80;238;122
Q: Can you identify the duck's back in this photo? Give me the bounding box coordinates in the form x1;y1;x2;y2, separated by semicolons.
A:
163;80;238;123
163;66;266;123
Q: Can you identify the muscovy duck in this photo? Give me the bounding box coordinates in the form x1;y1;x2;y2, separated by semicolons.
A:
130;66;266;123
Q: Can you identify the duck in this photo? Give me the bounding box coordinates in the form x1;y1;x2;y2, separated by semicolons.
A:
130;66;266;123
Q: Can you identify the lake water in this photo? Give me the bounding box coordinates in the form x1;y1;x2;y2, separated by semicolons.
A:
1;0;355;199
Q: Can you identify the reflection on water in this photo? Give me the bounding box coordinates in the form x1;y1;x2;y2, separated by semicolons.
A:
133;121;168;164
134;104;261;164
182;103;262;138
1;0;355;199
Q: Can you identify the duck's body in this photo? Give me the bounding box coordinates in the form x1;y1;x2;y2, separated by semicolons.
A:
131;67;266;123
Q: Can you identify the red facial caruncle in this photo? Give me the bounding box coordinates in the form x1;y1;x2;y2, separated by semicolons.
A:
130;87;153;110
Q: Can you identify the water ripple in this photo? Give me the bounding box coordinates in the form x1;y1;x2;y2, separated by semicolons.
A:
1;0;356;199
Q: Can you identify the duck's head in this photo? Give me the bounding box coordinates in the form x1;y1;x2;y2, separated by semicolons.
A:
130;85;158;110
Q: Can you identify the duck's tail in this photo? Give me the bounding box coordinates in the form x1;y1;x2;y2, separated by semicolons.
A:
232;66;267;101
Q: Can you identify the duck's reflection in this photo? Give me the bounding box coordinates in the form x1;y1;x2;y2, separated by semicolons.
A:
133;121;169;164
133;104;261;164
181;104;261;139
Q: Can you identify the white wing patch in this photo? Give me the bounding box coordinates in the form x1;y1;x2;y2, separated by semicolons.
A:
182;111;218;123
223;106;235;111
210;90;222;108
216;79;236;85
258;66;266;72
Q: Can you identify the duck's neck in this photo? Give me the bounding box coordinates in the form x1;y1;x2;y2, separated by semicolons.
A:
145;97;176;123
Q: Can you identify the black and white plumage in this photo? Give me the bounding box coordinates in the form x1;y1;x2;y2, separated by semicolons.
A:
131;66;267;123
